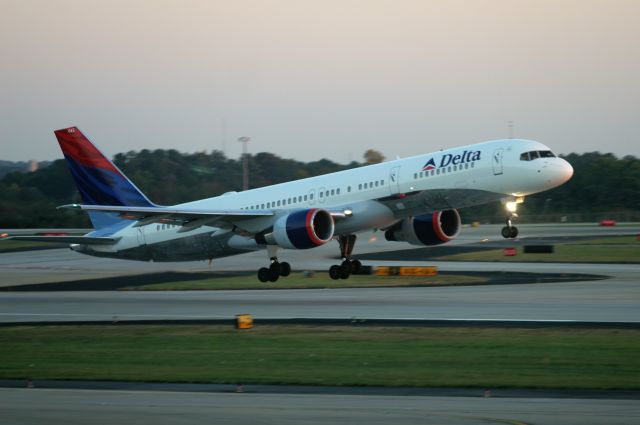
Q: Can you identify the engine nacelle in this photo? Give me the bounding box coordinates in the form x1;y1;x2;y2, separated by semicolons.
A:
268;208;335;249
384;209;461;246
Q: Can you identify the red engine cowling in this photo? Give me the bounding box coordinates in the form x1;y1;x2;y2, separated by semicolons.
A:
384;210;461;246
271;208;335;249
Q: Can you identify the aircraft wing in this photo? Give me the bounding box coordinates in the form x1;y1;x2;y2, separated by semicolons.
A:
3;235;119;245
58;204;276;228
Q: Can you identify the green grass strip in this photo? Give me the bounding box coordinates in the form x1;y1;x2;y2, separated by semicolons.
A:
1;325;638;389
122;273;486;291
436;236;640;263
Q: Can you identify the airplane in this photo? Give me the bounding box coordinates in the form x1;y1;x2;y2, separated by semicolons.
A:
4;127;573;282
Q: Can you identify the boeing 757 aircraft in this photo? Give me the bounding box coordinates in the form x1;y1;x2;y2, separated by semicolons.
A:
4;127;573;281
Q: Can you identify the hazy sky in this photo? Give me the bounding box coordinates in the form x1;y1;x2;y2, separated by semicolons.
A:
1;0;639;163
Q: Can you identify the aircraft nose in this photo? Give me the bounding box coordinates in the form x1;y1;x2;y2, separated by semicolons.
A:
560;158;574;183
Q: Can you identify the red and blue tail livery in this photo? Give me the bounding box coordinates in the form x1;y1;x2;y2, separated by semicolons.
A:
54;127;154;208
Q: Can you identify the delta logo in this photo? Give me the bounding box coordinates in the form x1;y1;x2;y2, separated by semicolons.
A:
422;150;482;171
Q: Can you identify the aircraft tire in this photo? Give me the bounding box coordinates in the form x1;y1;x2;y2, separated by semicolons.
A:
329;265;341;280
258;267;270;282
501;226;512;238
280;262;291;277
350;260;362;274
509;226;519;238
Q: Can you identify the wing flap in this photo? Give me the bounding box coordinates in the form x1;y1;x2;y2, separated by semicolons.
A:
3;236;119;245
59;204;275;225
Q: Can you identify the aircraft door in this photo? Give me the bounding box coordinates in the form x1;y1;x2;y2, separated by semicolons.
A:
136;226;146;245
308;189;316;205
389;166;401;195
318;187;326;204
492;148;504;175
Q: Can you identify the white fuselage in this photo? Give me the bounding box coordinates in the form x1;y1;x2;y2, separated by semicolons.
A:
78;138;573;261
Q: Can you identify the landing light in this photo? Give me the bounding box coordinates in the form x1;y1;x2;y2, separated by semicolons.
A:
506;202;518;213
344;209;353;217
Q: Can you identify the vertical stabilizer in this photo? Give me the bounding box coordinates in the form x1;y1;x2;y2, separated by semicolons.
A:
54;127;156;228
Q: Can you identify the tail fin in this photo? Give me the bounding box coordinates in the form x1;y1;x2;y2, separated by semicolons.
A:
54;126;156;229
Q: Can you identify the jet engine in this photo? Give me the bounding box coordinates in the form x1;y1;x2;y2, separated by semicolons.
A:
258;208;335;249
384;209;460;246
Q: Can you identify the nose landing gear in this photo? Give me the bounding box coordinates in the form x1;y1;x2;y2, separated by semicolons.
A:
329;234;362;280
501;197;524;239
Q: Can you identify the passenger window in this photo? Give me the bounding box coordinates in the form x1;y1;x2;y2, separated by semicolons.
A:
359;184;362;190
330;189;335;196
347;186;351;192
277;200;281;206
471;162;475;168
414;173;417;179
337;188;340;195
304;195;308;201
310;194;314;200
325;190;329;197
320;192;323;198
381;180;384;185
436;169;440;175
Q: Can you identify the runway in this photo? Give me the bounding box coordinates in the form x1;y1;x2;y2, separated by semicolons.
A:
0;223;638;323
1;223;637;287
2;388;638;425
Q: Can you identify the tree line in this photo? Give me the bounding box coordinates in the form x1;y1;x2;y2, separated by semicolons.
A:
0;150;638;228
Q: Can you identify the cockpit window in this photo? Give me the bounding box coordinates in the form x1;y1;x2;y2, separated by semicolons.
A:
539;150;556;158
520;150;556;161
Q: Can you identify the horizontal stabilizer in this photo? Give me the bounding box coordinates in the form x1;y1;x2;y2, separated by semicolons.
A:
3;236;119;245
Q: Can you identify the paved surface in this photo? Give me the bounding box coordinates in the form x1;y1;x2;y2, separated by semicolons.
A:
1;388;638;425
0;223;638;323
1;268;638;323
1;223;637;287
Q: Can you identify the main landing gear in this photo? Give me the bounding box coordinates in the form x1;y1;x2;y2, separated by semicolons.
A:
329;234;362;280
257;246;291;283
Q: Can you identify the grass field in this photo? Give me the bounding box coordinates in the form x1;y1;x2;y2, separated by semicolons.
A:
0;240;63;252
121;273;487;291
435;236;640;263
1;325;638;389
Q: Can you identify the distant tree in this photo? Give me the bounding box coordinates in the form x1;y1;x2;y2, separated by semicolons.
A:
363;149;385;164
1;150;638;227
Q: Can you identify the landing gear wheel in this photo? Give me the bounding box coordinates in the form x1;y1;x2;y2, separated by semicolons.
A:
509;226;519;238
280;262;291;277
258;267;270;283
329;265;341;280
501;226;511;239
339;260;352;279
268;262;280;282
350;259;362;274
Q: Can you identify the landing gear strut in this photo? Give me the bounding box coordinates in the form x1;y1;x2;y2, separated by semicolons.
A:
257;246;291;282
329;234;362;280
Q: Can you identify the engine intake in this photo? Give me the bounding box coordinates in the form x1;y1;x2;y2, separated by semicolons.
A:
385;209;460;246
268;208;335;249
